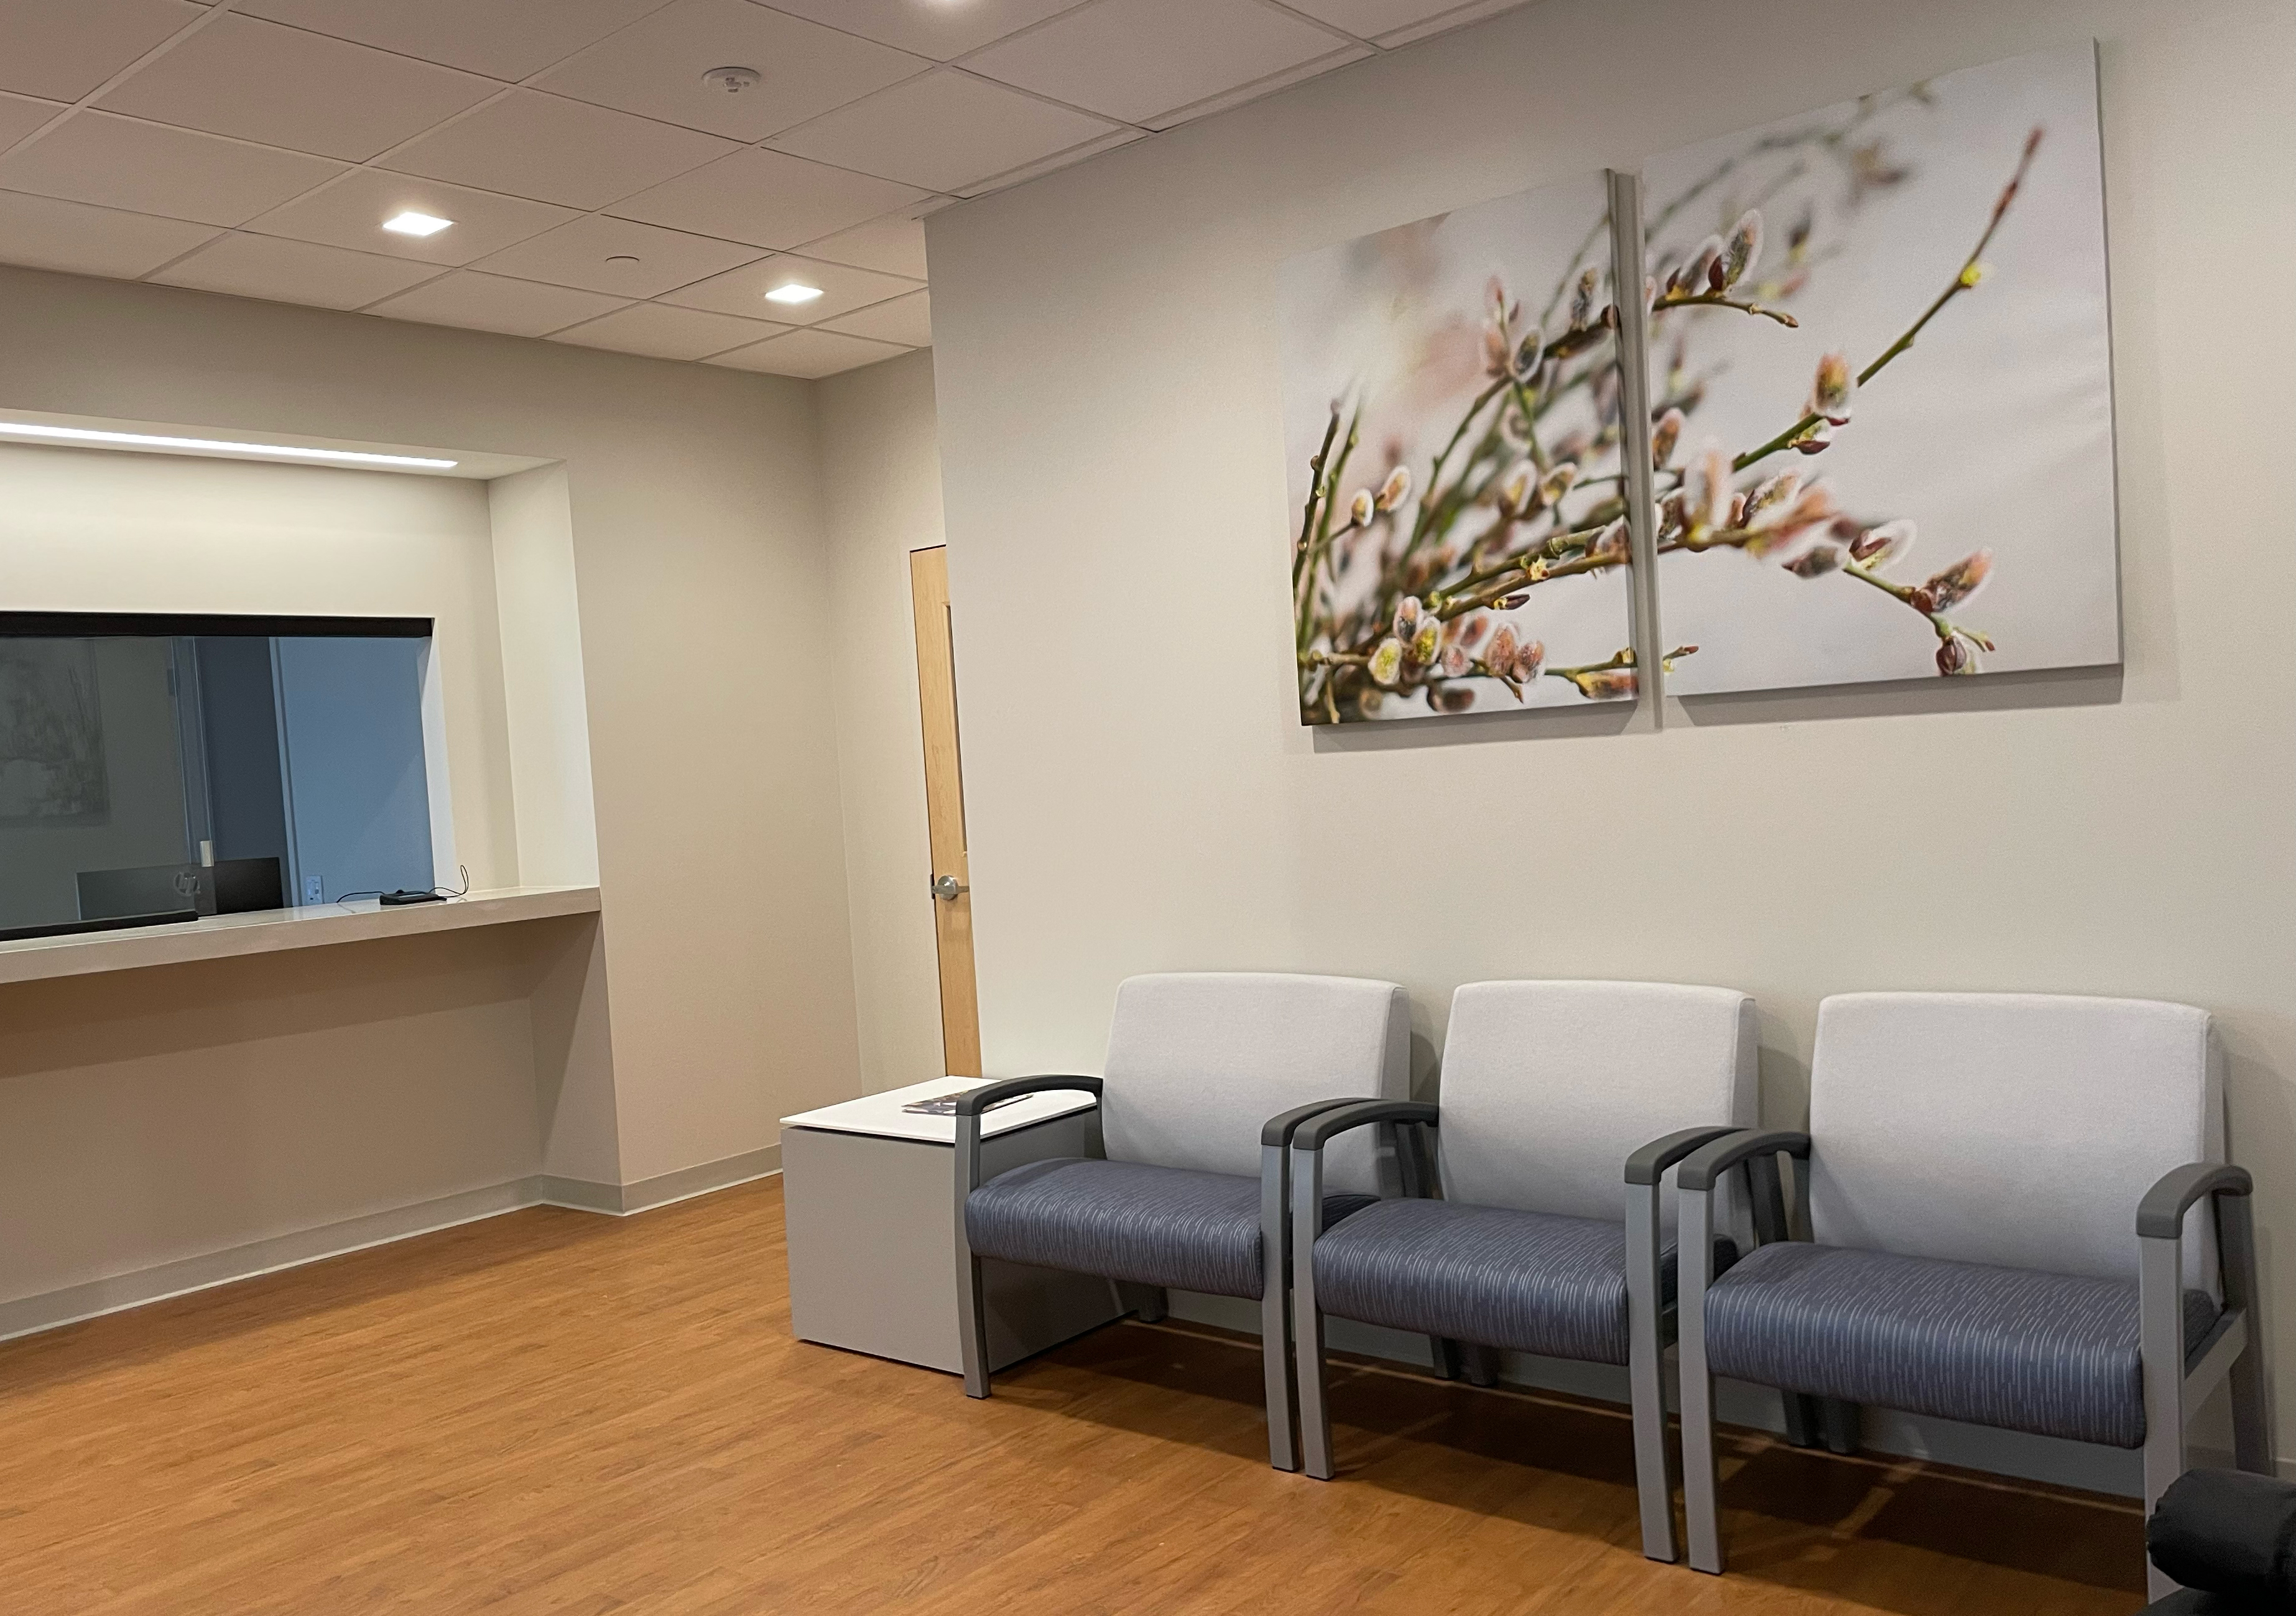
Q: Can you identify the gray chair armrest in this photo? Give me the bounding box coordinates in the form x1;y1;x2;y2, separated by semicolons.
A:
1677;1129;1811;1193
1294;1100;1440;1152
1626;1127;1744;1186
2139;1163;2253;1240
955;1074;1103;1116
1262;1098;1381;1148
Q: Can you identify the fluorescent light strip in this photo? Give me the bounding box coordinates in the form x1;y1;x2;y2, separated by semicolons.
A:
0;422;457;469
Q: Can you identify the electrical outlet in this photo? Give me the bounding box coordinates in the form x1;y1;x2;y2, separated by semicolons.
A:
302;875;323;903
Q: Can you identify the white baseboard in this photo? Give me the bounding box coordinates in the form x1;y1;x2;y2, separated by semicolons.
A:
0;1145;782;1346
1167;1291;2167;1500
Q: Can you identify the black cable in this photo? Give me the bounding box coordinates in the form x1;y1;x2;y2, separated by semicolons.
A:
330;865;473;911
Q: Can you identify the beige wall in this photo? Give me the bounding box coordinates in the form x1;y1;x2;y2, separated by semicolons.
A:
0;265;864;1303
819;350;951;1093
0;439;519;890
924;0;2296;1465
0;920;583;1310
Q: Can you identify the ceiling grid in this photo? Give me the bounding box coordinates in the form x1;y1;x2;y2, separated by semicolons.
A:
0;0;1527;375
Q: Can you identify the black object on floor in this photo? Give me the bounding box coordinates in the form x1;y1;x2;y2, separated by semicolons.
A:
2145;1469;2296;1612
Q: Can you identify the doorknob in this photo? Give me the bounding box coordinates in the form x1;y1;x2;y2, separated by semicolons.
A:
932;874;968;901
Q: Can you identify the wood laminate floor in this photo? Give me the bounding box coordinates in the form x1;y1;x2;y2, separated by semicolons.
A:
0;1179;2147;1614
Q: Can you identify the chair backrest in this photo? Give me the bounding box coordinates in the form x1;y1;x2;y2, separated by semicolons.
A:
1808;993;2222;1285
1101;972;1409;1193
1437;979;1758;1222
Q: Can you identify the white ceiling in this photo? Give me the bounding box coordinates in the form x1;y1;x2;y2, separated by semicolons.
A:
0;0;1528;377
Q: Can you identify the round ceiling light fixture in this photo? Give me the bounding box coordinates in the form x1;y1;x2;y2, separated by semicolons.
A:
605;254;641;265
702;66;762;95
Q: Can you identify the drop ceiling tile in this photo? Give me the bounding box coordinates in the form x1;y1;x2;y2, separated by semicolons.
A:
797;213;926;279
954;124;1142;196
0;0;203;103
246;171;576;266
0;190;219;277
1368;0;1529;45
757;0;1089;62
1142;43;1371;131
1277;0;1522;42
767;68;1119;195
150;231;442;309
968;0;1344;126
473;212;762;297
382;90;736;211
238;0;667;82
537;0;924;143
0;112;344;226
608;146;924;251
706;326;906;378
95;14;498;164
820;287;928;346
658;252;917;323
0;91;65;149
365;269;629;336
549;300;791;361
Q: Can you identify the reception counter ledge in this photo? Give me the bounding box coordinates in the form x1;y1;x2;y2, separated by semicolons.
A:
0;885;603;988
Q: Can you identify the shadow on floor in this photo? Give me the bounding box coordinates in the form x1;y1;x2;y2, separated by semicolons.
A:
1009;1315;2147;1607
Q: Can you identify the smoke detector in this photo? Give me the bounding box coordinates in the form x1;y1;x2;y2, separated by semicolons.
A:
703;66;762;95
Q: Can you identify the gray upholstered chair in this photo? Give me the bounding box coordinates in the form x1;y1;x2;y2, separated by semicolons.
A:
1673;992;2273;1594
1287;979;1758;1561
953;972;1409;1471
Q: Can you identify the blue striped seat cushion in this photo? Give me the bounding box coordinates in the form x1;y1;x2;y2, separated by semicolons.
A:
1705;1241;2220;1447
965;1158;1377;1300
1311;1198;1706;1365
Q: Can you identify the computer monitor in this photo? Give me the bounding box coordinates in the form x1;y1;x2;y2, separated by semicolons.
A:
76;856;284;921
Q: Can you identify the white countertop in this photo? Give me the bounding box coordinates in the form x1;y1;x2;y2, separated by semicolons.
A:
0;885;602;988
782;1076;1099;1144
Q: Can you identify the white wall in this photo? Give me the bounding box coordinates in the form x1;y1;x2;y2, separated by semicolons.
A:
925;0;2296;1471
820;350;951;1093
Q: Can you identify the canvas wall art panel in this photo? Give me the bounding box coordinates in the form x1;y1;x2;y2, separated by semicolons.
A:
1280;172;1646;724
1639;44;2119;694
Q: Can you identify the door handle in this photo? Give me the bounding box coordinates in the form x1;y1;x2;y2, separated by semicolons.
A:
932;874;968;902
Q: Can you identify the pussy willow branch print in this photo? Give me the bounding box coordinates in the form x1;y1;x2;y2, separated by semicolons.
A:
1279;44;2118;723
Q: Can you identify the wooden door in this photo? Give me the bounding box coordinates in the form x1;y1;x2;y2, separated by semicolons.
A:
909;547;982;1077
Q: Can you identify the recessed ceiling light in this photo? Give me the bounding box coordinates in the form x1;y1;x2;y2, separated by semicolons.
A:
766;284;825;306
605;254;642;265
383;210;453;238
0;422;456;469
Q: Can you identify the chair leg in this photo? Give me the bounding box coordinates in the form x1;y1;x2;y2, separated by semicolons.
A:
1261;1281;1299;1472
1290;1145;1336;1480
1781;1392;1823;1448
1627;1314;1678;1563
1678;1186;1725;1575
2221;1197;2275;1479
2231;1326;2274;1477
1458;1341;1499;1388
2139;1234;2188;1601
1626;1172;1678;1563
1820;1398;1861;1456
1120;1283;1168;1324
957;1254;991;1399
1430;1336;1463;1381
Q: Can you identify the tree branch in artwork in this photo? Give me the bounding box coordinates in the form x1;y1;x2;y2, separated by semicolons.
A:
1292;101;2040;722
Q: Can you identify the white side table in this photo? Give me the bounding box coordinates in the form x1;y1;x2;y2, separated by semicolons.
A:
780;1077;1123;1374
